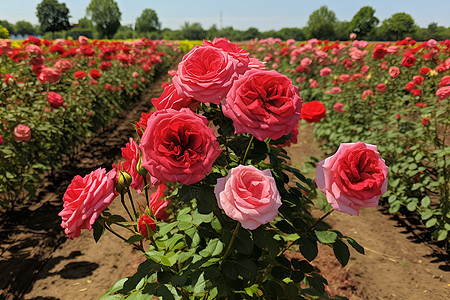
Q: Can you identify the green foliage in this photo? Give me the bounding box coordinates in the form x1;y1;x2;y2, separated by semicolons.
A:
36;0;71;34
181;22;206;40
14;20;36;37
349;6;379;39
0;25;9;39
380;12;416;40
0;20;15;36
305;5;337;39
135;8;160;34
86;0;121;39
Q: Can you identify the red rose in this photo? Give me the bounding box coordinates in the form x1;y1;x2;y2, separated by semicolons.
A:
422;117;430;126
389;66;400;78
100;61;112;71
339;74;350;83
135;112;152;137
149;184;170;220
172;44;248;104
401;52;416;68
361;89;373;100
436;86;450;101
59;168;118;239
376;83;387;93
140;108;222;185
74;71;87;79
301;100;326;123
413;75;424;85
411;89;421;97
138;215;156;237
89;69;102;80
38;67;61;83
372;46;387;60
222;69;302;141
151;83;199;111
420;67;431;75
0;134;3;145
405;81;415;91
439;75;450;87
47;92;64;108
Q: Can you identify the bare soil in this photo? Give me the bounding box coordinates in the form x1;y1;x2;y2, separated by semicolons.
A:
1;82;449;299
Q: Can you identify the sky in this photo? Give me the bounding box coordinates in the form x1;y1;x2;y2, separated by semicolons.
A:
0;0;450;31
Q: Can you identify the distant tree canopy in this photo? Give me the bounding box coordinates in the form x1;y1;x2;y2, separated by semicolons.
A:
36;0;71;34
349;6;379;39
181;22;206;40
86;0;121;39
380;12;416;40
305;6;337;39
14;20;37;37
0;20;15;36
135;9;160;34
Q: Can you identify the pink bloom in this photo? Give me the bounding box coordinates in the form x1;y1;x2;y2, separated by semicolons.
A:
140;108;222;185
148;184;170;220
331;87;342;94
300;57;312;67
389;66;400;78
151;83;199;111
339;74;350;83
427;39;438;48
38;67;61;83
361;89;373;100
319;67;331;76
309;79;319;88
132;71;139;78
316;142;388;216
436;86;450;101
222;69;302;141
333;102;344;113
78;36;89;45
376;83;387;93
248;57;268;70
350;33;357;39
59;168;118;239
47;92;64;108
413;75;424;86
214;165;281;230
13;124;31;142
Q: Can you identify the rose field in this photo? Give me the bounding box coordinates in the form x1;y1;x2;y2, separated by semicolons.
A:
0;35;449;300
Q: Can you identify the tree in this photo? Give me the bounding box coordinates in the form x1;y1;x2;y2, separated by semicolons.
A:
135;8;160;34
78;17;94;29
335;21;352;40
0;20;15;36
380;12;416;40
349;6;379;39
36;0;71;35
242;27;260;40
86;0;121;39
277;27;305;41
305;6;337;39
180;22;205;40
14;20;36;37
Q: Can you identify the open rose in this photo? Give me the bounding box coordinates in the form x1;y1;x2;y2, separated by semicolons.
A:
316;142;388;216
140;108;222;185
13;124;31;142
59;168;118;239
47;92;64;108
214;165;281;230
389;66;400;78
172;43;248;104
151;83;199;111
301;100;326;123
222;69;302;141
37;67;61;83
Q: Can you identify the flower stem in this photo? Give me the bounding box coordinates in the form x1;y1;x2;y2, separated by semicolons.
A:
105;224;127;242
219;222;240;269
120;193;133;221
127;190;138;220
240;135;255;164
143;175;149;203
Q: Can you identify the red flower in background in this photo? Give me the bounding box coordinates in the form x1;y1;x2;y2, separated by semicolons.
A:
38;67;61;83
373;46;387;60
74;71;87;79
89;69;102;80
401;51;416;68
47;92;64;108
301;100;326;123
420;66;431;75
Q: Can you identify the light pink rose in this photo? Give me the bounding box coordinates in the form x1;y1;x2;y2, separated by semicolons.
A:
436;86;450;101
140;108;222;185
172;43;248;104
38;67;61;83
215;165;281;230
389;66;400;78
13;124;31;142
59;168;118;239
319;67;331;76
427;39;438;48
316;142;388;216
331;87;342;94
333;102;344;113
222;69;302;141
349;33;357;39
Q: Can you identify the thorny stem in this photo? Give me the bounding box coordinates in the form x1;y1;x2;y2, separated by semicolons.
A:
277;208;335;256
219;222;241;269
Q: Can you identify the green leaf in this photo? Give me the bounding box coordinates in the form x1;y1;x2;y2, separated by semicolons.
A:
345;237;365;254
333;239;350;267
315;230;338;244
158;221;179;236
193;272;208;295
161;251;178;267
276;220;296;234
178;221;194;231
437;230;448;241
192;210;214;225
208;238;224;256
93;218;105;243
126;234;145;244
106;215;127;225
421;196;431;208
426;218;437;228
299;237;318;261
235;258;257;279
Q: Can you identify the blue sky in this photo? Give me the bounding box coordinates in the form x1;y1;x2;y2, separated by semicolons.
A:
0;0;449;31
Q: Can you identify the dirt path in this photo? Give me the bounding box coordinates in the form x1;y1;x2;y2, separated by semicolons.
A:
287;123;450;299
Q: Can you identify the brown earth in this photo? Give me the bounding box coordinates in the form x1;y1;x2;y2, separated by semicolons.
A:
1;78;449;299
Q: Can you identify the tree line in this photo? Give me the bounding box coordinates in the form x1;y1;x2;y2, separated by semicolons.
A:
1;1;450;41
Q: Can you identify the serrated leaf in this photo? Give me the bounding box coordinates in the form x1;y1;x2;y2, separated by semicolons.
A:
315;230;338;244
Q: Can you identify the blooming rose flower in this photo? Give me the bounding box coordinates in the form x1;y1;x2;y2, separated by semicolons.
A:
140;108;222;185
422;116;430;126
89;69;102;80
37;67;61;83
438;75;450;87
13;124;31;142
172;44;248;104
59;168;118;239
413;75;424;86
350;33;357;39
339;74;350;83
380;61;388;70
319;67;331;76
316;142;388;216
214;165;281;230
47;92;64;108
376;83;387;93
309;79;319;88
222;69;302;141
411;89;421;97
248;57;268;70
74;71;87;79
389;66;400;78
401;52;416;68
436;86;450;101
333;102;344;113
420;66;431;75
362;89;373;100
301;100;326;123
0;134;3;145
151;83;199;111
372;46;387;60
149;184;170;220
138;214;157;237
331;87;342;94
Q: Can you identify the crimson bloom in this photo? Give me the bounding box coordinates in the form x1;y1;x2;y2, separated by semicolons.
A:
301;100;326;123
47;92;64;108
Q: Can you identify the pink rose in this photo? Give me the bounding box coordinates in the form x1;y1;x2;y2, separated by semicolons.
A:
376;83;387;93
0;134;3;145
309;79;319;89
59;168;118;239
140;108;222;185
13;124;31;142
222;69;302;141
331;87;342;94
214;165;281;230
319;67;331;76
38;67;61;83
427;39;438;48
172;44;248;104
389;66;400;78
47;92;64;108
151;83;199;111
248;57;268;70
413;75;424;86
361;89;373;100
349;33;357;39
316;142;388;216
436;86;450;101
149;184;170;220
339;74;350;83
333;102;344;113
